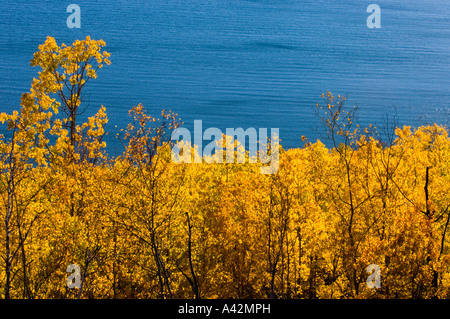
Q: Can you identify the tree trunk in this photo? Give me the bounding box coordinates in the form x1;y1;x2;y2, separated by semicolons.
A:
4;132;16;299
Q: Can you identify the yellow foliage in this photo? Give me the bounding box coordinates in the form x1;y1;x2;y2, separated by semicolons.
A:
0;40;449;300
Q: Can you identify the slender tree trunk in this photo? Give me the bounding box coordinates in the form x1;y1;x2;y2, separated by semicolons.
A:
151;231;165;297
112;221;117;299
150;231;172;298
4;131;16;299
77;250;90;299
5;196;12;299
185;213;199;299
18;221;31;298
77;246;100;299
345;160;359;297
424;166;431;217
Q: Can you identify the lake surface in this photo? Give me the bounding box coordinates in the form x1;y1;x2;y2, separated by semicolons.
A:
1;0;449;153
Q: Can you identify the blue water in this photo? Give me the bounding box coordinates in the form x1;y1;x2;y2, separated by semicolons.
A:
1;0;449;153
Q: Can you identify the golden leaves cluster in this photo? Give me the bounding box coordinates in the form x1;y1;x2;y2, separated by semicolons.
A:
0;39;449;299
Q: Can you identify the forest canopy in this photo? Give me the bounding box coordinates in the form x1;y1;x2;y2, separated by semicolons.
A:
0;36;449;299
